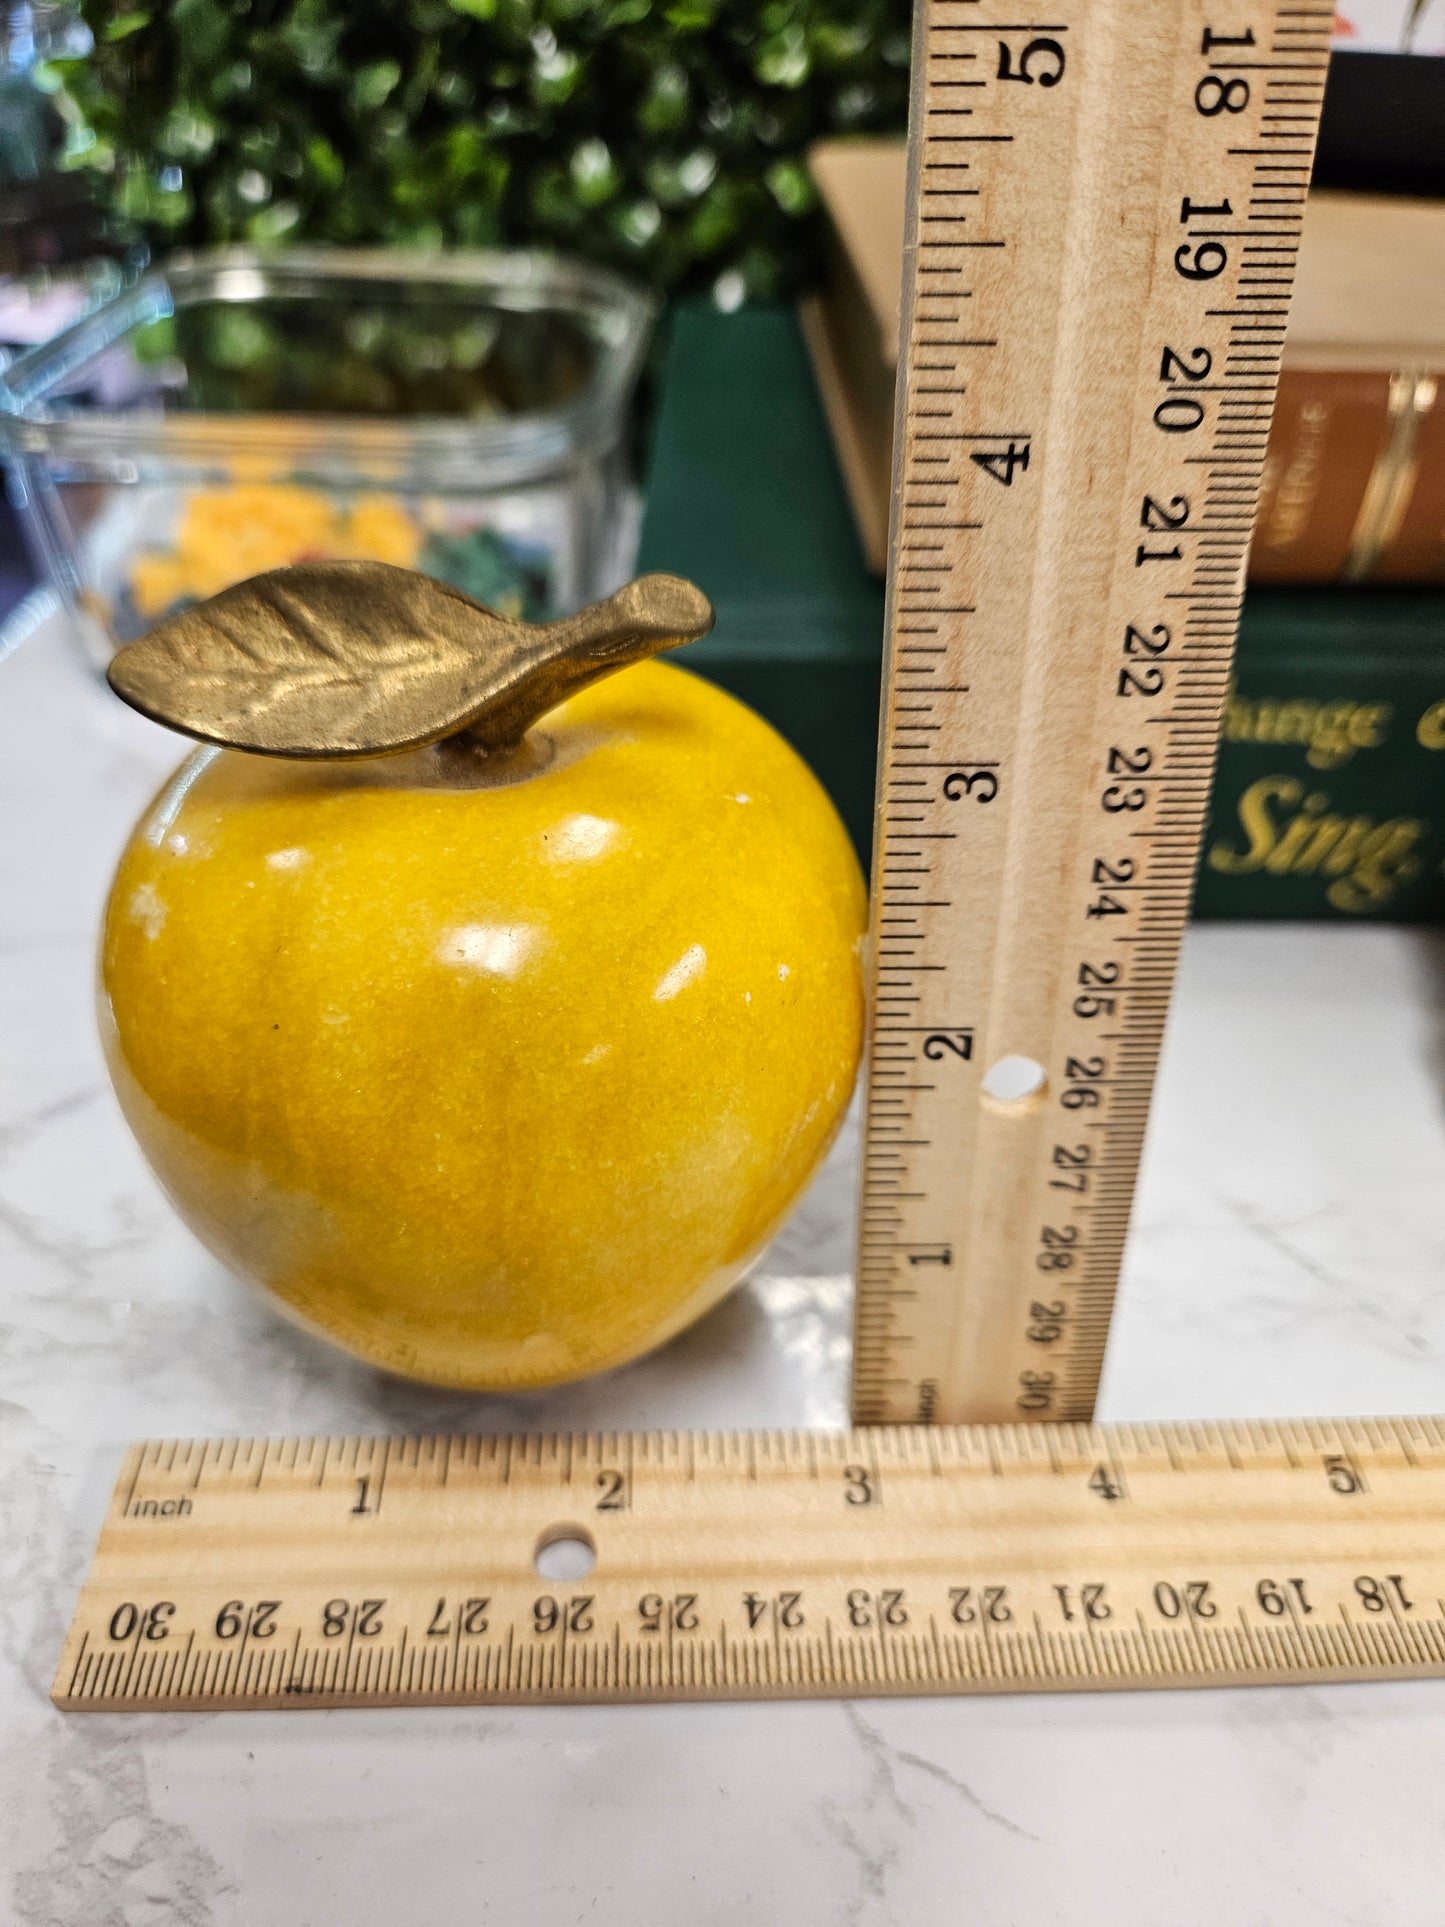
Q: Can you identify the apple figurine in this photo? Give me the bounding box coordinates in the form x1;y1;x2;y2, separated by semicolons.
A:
99;563;866;1387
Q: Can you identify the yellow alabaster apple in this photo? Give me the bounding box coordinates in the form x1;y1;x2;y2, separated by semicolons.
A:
100;566;865;1388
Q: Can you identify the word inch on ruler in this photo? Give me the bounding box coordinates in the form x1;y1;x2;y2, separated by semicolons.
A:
854;0;1332;1425
55;1421;1445;1711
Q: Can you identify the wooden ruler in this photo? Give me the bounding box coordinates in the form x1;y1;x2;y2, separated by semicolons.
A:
55;1419;1445;1710
853;0;1331;1424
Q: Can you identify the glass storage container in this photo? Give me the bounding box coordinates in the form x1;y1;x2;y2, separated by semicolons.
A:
0;247;654;666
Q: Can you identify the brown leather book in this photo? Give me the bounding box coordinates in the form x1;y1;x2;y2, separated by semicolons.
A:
1254;370;1442;582
805;140;1445;585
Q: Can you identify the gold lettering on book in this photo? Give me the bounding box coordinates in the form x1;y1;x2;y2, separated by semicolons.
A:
1222;691;1390;769
1259;399;1329;552
1206;776;1424;912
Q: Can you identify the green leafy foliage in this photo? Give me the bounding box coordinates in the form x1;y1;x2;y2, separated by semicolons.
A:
53;0;911;300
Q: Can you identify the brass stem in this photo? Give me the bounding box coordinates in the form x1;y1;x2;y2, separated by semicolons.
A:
454;574;718;752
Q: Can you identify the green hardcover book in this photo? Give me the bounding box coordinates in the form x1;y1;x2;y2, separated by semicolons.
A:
639;302;1445;921
1201;593;1445;919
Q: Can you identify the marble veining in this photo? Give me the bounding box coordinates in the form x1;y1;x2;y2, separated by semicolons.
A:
4;606;1445;1924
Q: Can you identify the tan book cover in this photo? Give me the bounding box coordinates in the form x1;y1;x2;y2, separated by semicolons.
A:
806;139;1445;583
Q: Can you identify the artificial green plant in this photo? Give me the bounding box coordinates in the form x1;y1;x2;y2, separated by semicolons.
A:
48;0;912;301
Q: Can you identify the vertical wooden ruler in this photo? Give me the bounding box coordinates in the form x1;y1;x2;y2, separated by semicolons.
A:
853;0;1331;1425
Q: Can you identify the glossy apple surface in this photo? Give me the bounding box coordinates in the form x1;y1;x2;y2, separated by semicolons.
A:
101;660;866;1387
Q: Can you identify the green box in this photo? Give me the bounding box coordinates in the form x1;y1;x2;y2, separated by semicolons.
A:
638;301;885;859
639;303;1445;920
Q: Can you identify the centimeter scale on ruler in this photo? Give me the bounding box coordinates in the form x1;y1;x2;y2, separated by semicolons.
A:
55;1420;1445;1710
853;0;1332;1425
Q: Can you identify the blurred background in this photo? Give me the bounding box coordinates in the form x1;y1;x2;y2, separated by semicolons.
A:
1;0;1442;917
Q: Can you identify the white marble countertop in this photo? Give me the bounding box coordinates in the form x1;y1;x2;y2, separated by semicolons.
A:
4;599;1444;1925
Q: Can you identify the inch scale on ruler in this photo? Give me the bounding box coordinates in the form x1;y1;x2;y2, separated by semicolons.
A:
55;1421;1445;1711
853;0;1332;1424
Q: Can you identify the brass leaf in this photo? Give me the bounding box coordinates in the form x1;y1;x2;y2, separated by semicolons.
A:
106;561;715;757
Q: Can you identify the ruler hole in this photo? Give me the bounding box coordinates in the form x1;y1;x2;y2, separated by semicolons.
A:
980;1055;1047;1113
534;1525;597;1582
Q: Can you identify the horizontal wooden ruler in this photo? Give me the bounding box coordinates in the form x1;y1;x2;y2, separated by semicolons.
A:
55;1419;1445;1711
854;0;1331;1423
